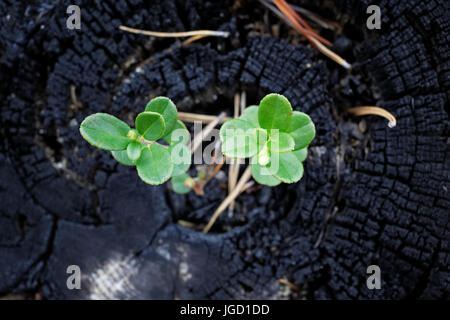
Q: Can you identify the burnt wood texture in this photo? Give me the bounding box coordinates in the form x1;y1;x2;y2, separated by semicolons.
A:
0;0;448;299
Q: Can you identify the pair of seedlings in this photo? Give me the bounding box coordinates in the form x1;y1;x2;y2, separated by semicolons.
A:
79;94;315;193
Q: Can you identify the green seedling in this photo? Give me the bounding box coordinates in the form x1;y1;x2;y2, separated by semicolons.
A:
79;97;192;191
219;93;315;186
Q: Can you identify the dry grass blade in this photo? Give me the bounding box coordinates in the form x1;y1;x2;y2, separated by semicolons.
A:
309;36;351;69
239;181;254;195
210;155;225;180
119;25;229;38
346;106;397;128
177;220;197;229
183;34;209;46
178;112;230;124
229;164;241;211
260;0;351;69
279;279;300;292
273;0;331;46
240;91;247;114
191;112;226;155
229;93;241;211
288;2;342;31
203;166;252;233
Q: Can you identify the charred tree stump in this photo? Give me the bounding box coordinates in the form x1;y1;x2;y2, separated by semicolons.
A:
0;0;448;299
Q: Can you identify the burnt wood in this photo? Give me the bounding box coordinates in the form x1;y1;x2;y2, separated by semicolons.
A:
0;0;448;299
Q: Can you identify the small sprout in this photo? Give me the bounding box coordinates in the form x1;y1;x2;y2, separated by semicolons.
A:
127;130;138;140
171;173;192;194
219;93;315;187
184;176;196;189
79;97;191;190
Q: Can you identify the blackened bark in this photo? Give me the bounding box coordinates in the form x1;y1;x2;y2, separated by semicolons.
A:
0;0;448;299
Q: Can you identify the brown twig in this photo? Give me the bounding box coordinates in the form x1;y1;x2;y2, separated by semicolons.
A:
203;166;252;233
346;106;397;128
119;25;229;38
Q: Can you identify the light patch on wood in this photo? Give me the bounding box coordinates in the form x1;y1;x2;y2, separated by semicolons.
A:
88;255;139;300
179;262;192;282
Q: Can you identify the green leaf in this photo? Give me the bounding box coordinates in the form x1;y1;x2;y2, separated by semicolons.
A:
267;151;304;183
171;173;192;194
136;144;173;185
163;120;190;146
287;111;315;150
127;141;142;161
258;94;293;132
169;143;191;176
111;150;135;166
293;148;308;163
79;113;131;151
145;97;178;136
220;119;256;142
135;112;165;141
255;127;268;151
269;131;295;153
222;128;258;159
240;105;259;127
251;158;281;186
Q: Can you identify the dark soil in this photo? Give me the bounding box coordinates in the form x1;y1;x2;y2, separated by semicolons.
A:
0;0;449;299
